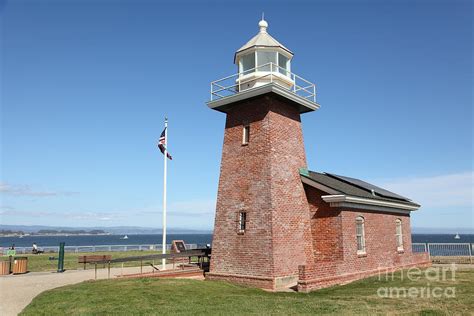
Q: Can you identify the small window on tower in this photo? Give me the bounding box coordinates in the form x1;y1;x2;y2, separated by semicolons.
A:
238;211;247;233
242;125;250;145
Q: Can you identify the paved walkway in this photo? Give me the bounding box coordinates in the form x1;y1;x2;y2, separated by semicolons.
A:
0;265;162;316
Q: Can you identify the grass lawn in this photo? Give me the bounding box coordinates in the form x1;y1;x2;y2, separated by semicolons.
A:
21;268;473;315
23;251;159;272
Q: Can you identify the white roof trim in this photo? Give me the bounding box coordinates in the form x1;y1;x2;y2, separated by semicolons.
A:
327;201;412;215
321;195;420;212
207;83;319;113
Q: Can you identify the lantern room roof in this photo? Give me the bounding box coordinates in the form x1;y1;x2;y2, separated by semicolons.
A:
235;19;293;62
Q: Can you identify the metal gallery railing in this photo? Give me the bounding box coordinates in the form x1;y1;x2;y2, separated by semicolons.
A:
210;62;317;103
412;243;428;253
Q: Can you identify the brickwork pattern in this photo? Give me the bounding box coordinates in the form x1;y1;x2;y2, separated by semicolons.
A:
208;94;313;289
305;186;344;262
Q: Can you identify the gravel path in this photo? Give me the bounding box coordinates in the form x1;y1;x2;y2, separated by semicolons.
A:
0;265;159;316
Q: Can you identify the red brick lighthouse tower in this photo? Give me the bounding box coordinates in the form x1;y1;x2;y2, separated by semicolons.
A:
206;19;320;290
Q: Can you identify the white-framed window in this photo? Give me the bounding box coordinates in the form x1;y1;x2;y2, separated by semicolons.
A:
278;53;290;76
240;52;255;75
396;219;403;251
356;216;366;254
242;125;250;145
257;51;277;71
238;211;247;233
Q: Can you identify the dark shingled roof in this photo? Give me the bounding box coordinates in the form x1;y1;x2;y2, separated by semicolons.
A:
302;171;420;208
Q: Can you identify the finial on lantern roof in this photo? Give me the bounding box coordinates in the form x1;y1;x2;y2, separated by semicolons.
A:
259;13;268;33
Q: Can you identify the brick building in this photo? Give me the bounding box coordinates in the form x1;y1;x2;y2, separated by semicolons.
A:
206;19;430;292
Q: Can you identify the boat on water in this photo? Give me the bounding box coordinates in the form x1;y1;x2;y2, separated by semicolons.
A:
122;235;129;240
454;233;460;240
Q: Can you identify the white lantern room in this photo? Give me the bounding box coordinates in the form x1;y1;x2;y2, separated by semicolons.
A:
208;18;318;114
234;19;294;91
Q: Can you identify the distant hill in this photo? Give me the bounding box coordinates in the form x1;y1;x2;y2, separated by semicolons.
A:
0;225;212;235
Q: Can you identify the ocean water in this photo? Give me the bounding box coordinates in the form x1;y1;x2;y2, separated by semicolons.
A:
411;234;473;244
1;233;472;248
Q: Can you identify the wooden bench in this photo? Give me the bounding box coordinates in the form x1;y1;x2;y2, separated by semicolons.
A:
78;255;112;270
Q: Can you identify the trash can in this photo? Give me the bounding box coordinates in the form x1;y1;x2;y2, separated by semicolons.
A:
12;257;28;274
0;260;10;275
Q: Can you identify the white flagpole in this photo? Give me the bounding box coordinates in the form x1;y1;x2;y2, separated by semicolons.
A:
162;118;168;270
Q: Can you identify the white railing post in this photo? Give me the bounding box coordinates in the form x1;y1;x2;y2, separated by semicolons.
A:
427;243;431;261
270;63;273;83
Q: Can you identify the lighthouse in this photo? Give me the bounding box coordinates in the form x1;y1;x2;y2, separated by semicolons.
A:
206;18;319;290
206;18;429;292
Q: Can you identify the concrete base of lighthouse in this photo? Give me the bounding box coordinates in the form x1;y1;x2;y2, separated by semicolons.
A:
206;273;299;291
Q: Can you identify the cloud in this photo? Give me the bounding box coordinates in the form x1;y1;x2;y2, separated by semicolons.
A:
0;208;124;221
375;171;473;209
0;205;14;213
66;212;124;221
0;182;78;197
0;198;216;225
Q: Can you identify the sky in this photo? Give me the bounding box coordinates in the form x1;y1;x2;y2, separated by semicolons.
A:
0;0;472;231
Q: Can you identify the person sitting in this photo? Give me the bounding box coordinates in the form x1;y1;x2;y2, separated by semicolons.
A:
32;243;43;254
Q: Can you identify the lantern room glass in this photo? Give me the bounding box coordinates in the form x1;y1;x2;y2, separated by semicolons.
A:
239;50;291;77
257;51;276;71
240;52;255;75
278;53;290;76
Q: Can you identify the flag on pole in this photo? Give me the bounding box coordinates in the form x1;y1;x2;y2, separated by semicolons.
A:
160;119;169;270
158;128;172;160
